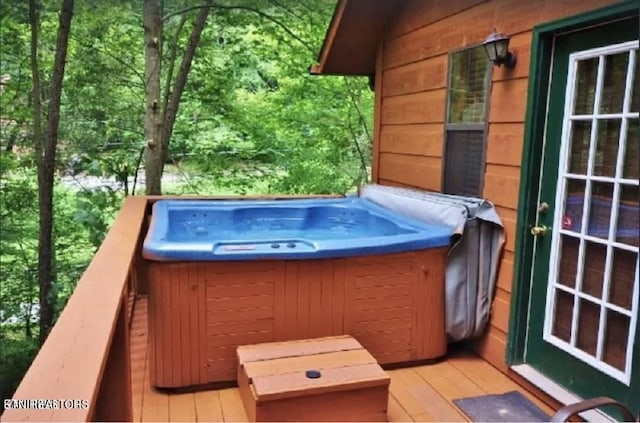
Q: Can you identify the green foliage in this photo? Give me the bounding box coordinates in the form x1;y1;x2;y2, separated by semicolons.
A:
73;188;121;247
0;0;373;406
0;327;39;406
0;158;39;332
169;0;373;195
0;155;121;404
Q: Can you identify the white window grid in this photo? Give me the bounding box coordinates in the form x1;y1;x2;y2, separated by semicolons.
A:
543;40;640;386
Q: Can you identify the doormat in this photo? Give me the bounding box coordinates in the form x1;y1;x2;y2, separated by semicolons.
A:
453;391;550;422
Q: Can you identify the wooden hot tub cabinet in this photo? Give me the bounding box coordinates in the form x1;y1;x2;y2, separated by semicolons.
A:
147;248;447;388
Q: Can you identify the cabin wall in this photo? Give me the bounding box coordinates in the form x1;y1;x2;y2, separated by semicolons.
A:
373;0;614;372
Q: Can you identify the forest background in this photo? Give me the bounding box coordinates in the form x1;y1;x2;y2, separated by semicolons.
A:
0;0;373;405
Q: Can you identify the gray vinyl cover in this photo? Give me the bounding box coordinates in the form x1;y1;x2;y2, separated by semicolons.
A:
360;184;505;342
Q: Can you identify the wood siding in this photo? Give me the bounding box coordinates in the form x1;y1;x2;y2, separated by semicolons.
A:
373;0;614;372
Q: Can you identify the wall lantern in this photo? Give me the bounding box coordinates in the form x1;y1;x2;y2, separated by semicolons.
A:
483;30;516;68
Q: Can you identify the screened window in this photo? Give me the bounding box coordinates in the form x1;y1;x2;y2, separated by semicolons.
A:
443;45;491;197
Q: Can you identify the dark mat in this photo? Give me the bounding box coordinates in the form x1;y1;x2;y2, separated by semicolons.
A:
453;390;550;422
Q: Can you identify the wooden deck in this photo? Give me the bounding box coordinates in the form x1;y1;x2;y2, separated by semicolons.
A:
130;296;554;422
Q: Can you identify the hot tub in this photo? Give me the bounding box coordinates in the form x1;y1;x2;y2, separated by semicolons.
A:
143;198;452;388
144;197;451;261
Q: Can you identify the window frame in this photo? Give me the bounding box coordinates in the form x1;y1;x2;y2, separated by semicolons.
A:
441;43;493;197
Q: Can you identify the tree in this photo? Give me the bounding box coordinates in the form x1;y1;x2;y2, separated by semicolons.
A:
2;0;376;405
28;0;75;344
141;1;339;195
143;0;212;195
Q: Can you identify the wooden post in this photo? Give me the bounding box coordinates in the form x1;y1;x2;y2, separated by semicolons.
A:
371;43;384;183
92;297;133;421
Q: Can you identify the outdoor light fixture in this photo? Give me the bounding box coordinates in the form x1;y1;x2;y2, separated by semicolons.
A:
483;30;516;68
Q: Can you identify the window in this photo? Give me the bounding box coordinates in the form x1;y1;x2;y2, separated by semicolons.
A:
443;45;491;197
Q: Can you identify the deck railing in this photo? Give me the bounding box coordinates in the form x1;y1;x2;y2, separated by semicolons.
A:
1;196;148;422
1;194;342;422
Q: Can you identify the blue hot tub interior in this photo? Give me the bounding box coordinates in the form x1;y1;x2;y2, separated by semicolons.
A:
143;197;452;261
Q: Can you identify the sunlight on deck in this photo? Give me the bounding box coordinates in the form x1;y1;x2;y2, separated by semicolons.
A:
130;297;553;422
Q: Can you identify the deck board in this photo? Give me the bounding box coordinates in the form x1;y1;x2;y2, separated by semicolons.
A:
448;350;554;415
130;299;147;423
386;395;413;422
169;393;197;422
414;360;486;402
194;390;224;422
218;389;249;422
405;377;465;421
387;368;439;420
130;296;553;422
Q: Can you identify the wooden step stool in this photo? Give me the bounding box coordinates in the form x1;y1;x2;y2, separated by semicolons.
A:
237;335;390;422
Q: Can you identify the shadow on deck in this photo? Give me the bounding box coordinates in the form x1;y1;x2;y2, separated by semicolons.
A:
130;296;553;422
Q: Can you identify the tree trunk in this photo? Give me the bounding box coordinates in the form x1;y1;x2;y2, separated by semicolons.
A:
160;1;212;164
29;0;74;345
29;0;46;344
28;0;43;170
144;0;211;194
143;0;163;195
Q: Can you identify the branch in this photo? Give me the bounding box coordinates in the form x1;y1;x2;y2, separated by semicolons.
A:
162;15;187;120
294;0;324;25
110;76;146;93
102;124;144;137
131;145;145;196
160;0;212;161
266;0;304;22
162;4;205;21
215;5;314;53
343;78;372;183
69;34;146;87
345;94;369;184
162;4;313;53
172;160;201;194
343;78;372;141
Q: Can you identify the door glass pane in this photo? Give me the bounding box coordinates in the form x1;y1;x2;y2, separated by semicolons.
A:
569;121;592;174
558;236;579;288
577;299;600;356
574;58;598;114
608;248;636;310
593;119;620;177
564;179;586;233
552;290;574;342
583;241;606;298
603;311;630;371
600;53;629;114
618;184;639;247
588;182;613;239
623;119;639;179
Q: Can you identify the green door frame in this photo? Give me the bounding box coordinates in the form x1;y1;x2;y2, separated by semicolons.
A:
507;0;640;365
